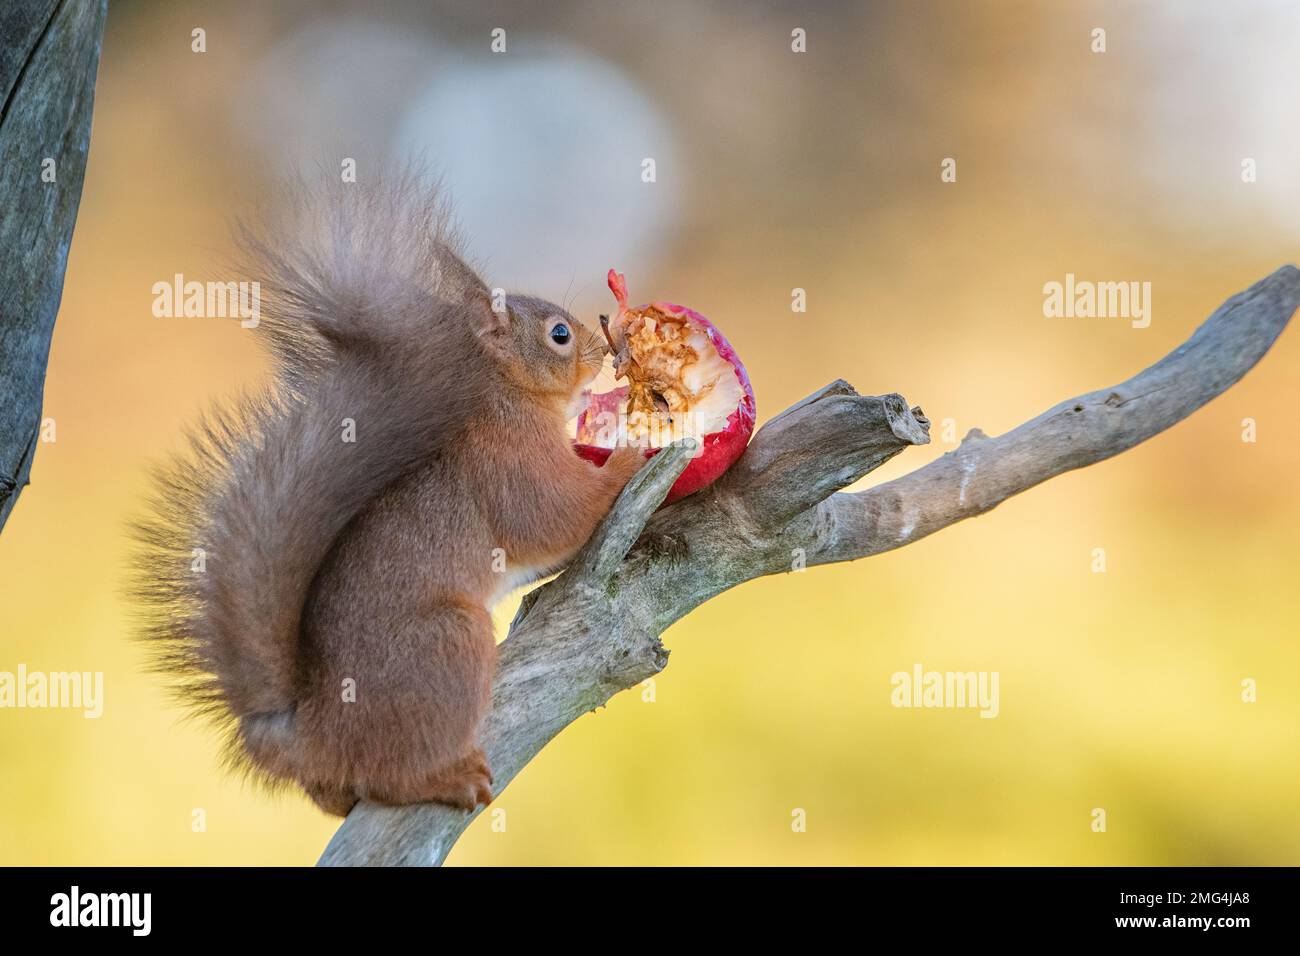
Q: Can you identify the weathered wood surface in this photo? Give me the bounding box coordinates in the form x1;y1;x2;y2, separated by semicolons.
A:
0;0;107;530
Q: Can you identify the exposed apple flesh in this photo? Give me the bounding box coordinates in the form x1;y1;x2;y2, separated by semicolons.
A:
573;269;756;504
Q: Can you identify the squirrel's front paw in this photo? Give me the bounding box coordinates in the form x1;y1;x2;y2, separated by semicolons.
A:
607;444;651;481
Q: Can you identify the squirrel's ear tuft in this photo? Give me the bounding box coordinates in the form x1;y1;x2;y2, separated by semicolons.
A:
429;236;490;307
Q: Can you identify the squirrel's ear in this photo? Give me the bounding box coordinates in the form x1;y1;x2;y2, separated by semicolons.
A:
468;293;511;347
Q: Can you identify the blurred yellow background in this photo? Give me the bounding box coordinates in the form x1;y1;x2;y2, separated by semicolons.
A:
2;0;1298;865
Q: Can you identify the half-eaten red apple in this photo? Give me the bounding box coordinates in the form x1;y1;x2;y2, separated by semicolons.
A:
573;269;756;504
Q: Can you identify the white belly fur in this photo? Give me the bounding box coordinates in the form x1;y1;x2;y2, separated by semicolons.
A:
489;560;561;608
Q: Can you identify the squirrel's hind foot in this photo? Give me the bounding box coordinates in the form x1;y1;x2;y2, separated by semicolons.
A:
366;748;494;812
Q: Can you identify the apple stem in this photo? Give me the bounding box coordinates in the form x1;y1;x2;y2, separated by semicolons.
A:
598;314;619;354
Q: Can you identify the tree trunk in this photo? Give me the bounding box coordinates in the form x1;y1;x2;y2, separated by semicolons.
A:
0;0;107;530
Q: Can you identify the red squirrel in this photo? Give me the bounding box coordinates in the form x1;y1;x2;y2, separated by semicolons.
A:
131;171;647;816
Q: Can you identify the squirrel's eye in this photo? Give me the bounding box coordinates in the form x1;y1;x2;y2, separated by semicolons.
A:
549;323;571;346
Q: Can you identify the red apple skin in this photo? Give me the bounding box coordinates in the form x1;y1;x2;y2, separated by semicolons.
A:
573;300;756;505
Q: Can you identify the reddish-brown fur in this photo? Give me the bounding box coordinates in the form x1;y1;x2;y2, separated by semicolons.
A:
130;170;644;815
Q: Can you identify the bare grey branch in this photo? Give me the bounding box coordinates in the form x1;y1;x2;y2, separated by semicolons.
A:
319;266;1299;867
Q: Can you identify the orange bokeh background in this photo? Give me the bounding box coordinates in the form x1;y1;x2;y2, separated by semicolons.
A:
1;0;1297;865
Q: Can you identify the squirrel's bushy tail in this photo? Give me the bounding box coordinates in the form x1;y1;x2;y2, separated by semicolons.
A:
130;169;492;780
